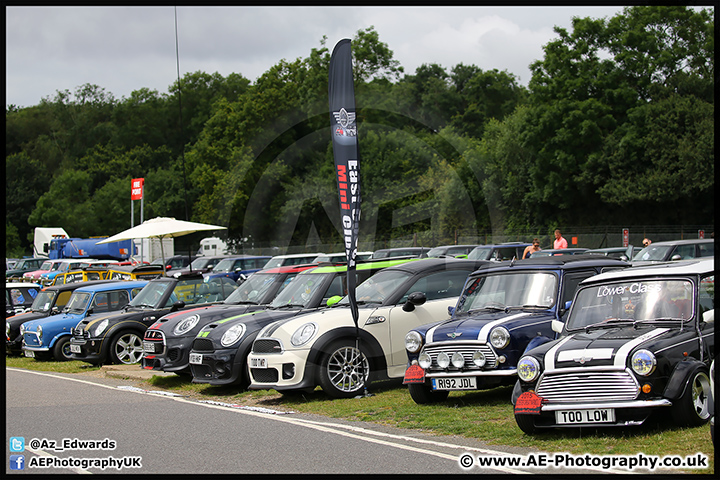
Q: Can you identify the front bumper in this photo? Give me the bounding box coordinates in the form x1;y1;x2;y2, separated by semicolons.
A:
141;335;194;373
188;347;242;385
517;398;673;428
247;348;315;391
68;336;106;363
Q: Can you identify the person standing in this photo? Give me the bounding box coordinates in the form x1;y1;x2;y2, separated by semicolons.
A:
523;239;542;259
643;238;652;247
553;229;568;250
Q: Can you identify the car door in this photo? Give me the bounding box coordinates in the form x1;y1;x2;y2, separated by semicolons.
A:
382;270;472;373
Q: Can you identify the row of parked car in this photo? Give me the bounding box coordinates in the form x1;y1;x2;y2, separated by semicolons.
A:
7;239;714;437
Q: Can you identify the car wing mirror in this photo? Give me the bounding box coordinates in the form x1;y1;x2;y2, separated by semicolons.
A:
702;309;714;323
402;291;427;312
326;295;342;307
171;300;186;312
552;320;564;334
671;254;682;261
50;306;60;315
559;300;572;316
448;306;455;317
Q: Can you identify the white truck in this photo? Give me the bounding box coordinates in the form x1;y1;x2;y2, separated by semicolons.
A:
32;227;69;257
133;237;174;264
197;237;229;256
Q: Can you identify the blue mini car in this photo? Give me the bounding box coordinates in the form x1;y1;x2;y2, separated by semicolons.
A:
21;280;148;361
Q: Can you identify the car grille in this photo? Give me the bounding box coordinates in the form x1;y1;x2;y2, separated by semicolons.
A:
167;348;180;361
252;339;282;354
251;368;279;383
192;338;214;352
535;369;640;402
421;342;498;370
144;330;164;342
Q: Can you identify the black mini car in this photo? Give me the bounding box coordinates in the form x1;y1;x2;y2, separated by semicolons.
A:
69;273;237;365
512;258;714;433
403;256;629;404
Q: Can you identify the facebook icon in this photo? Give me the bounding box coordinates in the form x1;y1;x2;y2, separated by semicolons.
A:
10;454;25;470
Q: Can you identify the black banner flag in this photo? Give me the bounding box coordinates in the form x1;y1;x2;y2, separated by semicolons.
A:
329;39;361;330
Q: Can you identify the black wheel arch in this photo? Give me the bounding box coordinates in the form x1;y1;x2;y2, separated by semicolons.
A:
663;359;708;400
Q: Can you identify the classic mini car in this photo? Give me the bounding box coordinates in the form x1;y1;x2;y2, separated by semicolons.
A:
99;264;166;282
5;257;48;280
69;273;238;365
511;258;714;433
5;282;42;318
6;280;112;355
39;259;88;285
403;256;629;404
141;263;319;374
21;280;148;361
188;258;414;388
262;253;324;269
529;248;589;257
466;243;532;262
204;255;271;283
247;258;491;398
632;238;714;263
22;259;67;281
151;255;198;271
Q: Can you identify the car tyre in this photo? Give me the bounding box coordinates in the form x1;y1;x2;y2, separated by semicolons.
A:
318;340;370;398
671;368;711;427
408;383;449;404
52;336;73;361
514;414;539;434
109;331;144;365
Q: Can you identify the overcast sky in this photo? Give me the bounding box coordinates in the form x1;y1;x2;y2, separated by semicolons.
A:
6;6;630;109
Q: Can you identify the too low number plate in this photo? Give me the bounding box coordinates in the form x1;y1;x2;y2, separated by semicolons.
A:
556;408;615;424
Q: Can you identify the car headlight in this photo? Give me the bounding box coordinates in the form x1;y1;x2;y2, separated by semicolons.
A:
405;331;423;353
6;322;10;336
631;349;656;376
174;314;200;336
489;327;510;349
290;322;317;347
220;323;246;347
517;356;541;382
93;319;109;337
36;325;43;340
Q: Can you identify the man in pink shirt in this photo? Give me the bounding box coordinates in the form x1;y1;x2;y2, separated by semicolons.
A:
553;229;568;249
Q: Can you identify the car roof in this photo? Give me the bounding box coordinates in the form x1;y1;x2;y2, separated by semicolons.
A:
471;243;531;248
74;280;149;293
468;254;628;274
6;282;41;288
309;258;417;274
581;257;714;284
585;247;631;253
40;280;115;292
379;257;491;274
648;239;714;246
268;253;323;259
258;264;319;274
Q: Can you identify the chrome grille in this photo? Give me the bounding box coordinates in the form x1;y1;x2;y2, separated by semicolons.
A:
421;342;497;370
536;369;640;402
252;339;282;354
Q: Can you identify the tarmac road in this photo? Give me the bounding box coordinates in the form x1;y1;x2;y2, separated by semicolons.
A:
6;367;642;475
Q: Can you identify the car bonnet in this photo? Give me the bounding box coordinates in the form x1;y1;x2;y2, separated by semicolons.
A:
424;310;555;344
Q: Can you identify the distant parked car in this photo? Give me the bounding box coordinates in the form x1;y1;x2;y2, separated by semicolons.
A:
529;248;589;257
632;239;714;263
38;259;88;285
467;243;531;261
370;247;431;259
22;259;67;281
426;245;479;258
171;255;231;277
151;255;198;271
312;252;373;264
512;258;714;433
5;282;42;318
6;280;112;355
204;256;272;283
21;280;148;361
5;257;49;280
585;246;636;261
262;253;324;269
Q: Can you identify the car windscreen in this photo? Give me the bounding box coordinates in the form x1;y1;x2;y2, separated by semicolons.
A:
39;261;53;271
226;272;281;304
566;279;694;331
189;257;214;269
31;290;57;313
467;247;492;261
130;282;171;308
64;292;92;314
457;272;558;313
270;273;328;308
338;270;412;305
633;245;672;261
211;258;236;273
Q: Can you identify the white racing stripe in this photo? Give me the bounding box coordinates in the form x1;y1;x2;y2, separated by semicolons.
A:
613;328;669;367
9;368;630;474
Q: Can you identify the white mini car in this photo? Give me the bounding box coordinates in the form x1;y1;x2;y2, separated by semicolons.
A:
247;258;489;398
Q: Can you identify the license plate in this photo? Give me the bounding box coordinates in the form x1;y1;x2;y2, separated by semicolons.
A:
143;341;159;353
24;350;34;358
250;357;267;368
431;376;477;390
556;408;615;424
70;344;81;354
189;353;203;365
